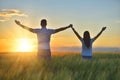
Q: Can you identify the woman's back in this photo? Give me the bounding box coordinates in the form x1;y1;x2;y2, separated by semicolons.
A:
81;38;95;57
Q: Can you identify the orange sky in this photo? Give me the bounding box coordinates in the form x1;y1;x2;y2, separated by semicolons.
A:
0;19;120;52
0;35;120;52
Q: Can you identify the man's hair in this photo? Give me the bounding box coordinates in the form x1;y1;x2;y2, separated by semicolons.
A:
41;19;47;24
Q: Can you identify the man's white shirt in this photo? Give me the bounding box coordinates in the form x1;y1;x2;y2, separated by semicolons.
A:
32;28;55;49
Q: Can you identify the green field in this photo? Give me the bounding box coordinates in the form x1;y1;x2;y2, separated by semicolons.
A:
0;52;120;80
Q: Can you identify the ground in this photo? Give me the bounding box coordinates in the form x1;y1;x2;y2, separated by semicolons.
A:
0;52;120;80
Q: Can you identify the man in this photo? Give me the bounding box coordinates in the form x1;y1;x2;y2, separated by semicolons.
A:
15;19;72;60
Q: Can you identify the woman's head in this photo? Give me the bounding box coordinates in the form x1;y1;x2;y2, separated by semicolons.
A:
84;31;90;39
83;31;90;48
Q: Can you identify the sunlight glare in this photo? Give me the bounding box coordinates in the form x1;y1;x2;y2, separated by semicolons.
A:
17;39;34;52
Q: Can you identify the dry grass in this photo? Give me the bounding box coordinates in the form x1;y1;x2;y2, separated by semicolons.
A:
0;52;120;80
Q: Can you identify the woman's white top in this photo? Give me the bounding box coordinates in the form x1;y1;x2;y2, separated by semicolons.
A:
80;38;95;56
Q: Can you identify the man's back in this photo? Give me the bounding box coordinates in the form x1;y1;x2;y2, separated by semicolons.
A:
32;28;55;49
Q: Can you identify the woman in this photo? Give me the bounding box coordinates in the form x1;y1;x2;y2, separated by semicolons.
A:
71;26;106;60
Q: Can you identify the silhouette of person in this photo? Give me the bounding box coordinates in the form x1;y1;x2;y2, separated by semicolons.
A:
71;25;106;60
15;19;72;60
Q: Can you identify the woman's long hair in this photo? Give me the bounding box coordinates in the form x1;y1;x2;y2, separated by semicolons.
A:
83;31;90;48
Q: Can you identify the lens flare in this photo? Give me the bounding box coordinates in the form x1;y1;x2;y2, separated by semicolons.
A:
17;38;34;52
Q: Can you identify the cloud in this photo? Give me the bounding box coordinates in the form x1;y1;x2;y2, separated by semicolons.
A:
0;9;27;22
115;20;120;23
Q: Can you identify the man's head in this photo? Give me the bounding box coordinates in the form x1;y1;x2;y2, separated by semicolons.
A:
40;19;47;28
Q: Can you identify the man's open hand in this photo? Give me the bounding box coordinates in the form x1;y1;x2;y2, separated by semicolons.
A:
15;20;21;25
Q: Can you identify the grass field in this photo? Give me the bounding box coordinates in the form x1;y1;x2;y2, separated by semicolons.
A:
0;52;120;80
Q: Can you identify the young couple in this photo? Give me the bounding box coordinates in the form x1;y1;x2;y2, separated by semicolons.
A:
15;19;106;60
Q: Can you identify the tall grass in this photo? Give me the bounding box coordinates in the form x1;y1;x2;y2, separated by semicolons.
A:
0;52;120;80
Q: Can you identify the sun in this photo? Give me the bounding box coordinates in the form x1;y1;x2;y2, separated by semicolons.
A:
17;38;34;52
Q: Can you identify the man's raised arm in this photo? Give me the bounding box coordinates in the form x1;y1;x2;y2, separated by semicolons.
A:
54;24;72;33
15;20;34;32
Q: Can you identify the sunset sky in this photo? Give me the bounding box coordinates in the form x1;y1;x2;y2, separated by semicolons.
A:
0;0;120;52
